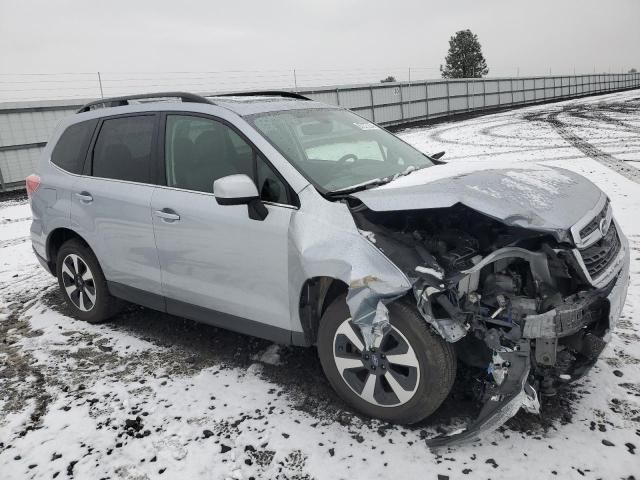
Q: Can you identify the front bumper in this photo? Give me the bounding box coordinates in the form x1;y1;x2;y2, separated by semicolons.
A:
428;227;630;449
604;228;630;339
521;241;629;344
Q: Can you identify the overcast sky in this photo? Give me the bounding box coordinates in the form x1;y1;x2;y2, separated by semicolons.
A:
1;0;638;98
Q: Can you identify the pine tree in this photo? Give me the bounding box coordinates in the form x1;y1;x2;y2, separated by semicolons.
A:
441;30;489;79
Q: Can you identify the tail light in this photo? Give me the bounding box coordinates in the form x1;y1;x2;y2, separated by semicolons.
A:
26;174;41;197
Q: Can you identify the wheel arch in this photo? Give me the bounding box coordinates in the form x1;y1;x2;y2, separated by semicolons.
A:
46;227;92;273
298;276;348;346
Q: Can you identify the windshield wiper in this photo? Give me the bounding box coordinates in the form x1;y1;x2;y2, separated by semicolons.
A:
326;164;434;197
326;177;391;197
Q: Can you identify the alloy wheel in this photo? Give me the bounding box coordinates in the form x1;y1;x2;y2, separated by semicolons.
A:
61;253;97;312
333;319;421;407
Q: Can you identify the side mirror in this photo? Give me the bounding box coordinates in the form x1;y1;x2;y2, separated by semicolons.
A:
213;174;268;221
214;174;259;204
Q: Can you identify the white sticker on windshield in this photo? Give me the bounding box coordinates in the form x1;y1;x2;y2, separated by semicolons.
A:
353;122;379;131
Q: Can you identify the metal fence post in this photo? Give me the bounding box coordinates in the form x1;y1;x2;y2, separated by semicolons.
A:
510;78;515;105
483;78;486;109
369;86;375;123
399;82;405;121
424;81;429;120
466;80;470;111
0;164;6;192
584;74;587;96
446;81;451;116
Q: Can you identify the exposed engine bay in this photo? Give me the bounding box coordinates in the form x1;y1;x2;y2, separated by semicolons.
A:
348;200;625;446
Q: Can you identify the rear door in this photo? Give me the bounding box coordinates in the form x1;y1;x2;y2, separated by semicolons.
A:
70;113;163;305
31;119;98;261
151;112;296;337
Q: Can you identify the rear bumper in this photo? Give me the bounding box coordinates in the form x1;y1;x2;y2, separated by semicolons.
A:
33;246;53;275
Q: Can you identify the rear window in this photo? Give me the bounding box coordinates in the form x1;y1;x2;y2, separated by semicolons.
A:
51;119;98;174
92;115;156;183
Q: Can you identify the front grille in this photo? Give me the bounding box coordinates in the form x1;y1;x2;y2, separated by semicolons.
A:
579;201;609;240
579;222;621;279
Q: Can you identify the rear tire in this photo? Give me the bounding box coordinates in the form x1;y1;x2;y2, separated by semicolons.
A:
55;239;121;323
317;295;456;424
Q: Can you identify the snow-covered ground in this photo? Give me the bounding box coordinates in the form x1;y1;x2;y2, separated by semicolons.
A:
1;90;639;480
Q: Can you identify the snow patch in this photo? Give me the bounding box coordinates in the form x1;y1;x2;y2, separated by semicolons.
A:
499;176;553;209
377;160;548;190
358;229;376;244
504;168;575;194
415;266;444;279
0;300;9;321
252;344;282;366
466;184;504;199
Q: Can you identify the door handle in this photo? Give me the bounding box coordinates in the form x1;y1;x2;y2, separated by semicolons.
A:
153;209;180;222
74;191;93;203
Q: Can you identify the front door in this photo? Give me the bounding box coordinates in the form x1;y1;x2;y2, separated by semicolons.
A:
151;113;296;338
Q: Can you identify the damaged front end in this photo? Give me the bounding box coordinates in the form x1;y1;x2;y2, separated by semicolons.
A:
344;195;630;447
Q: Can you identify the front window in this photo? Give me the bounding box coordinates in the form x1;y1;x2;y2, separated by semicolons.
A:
248;109;433;192
164;114;293;205
165;115;253;193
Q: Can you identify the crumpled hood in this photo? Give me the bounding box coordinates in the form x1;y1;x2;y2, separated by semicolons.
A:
352;161;603;240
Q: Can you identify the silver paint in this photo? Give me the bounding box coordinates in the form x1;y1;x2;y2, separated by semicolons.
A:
30;95;631;448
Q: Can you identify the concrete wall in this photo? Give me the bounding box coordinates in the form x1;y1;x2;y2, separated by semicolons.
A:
1;73;639;191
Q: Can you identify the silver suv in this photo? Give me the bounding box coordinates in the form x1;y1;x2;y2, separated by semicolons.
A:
28;92;630;445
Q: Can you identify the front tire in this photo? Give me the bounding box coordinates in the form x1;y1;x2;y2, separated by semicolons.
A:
317;295;456;424
55;239;120;323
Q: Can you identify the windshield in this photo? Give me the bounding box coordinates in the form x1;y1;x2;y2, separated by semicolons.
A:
248;108;433;193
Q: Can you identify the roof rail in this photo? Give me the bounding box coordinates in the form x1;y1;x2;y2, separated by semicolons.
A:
214;91;311;101
76;92;213;113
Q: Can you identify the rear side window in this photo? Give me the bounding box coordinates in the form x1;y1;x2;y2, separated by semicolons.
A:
92;115;156;183
51;119;98;174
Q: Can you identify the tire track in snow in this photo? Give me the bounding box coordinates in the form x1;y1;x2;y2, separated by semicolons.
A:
0;217;31;225
526;108;640;183
0;236;29;249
